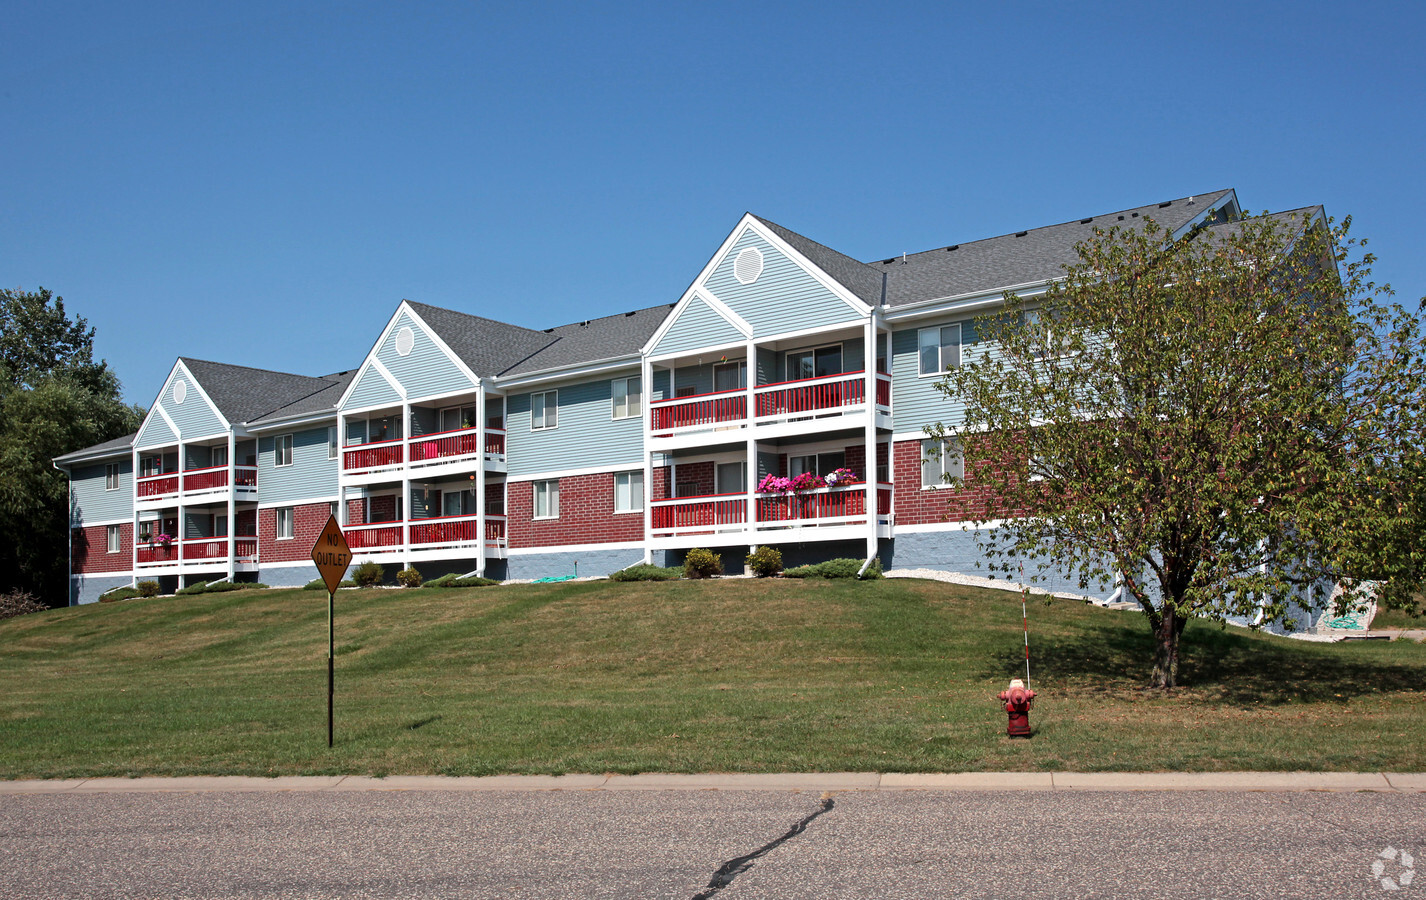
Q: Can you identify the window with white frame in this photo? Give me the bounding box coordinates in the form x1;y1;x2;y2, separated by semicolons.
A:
614;471;644;513
921;438;963;488
531;391;558;430
106;525;120;553
275;434;294;467
716;461;746;494
533;480;559;518
212;445;228;467
918;324;961;376
276;507;295;539
327;426;338;459
612;376;642;419
105;463;120;491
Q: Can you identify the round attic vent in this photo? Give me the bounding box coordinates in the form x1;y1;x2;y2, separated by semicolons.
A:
734;247;764;285
395;326;415;357
173;379;188;405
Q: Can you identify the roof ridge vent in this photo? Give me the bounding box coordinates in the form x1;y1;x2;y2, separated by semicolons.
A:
945;244;959;252
1158;201;1172;208
1080;218;1093;224
1015;231;1028;237
625;311;637;317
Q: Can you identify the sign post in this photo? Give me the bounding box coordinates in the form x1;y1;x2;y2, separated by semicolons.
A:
311;515;352;748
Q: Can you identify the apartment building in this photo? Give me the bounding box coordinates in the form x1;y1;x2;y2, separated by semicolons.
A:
57;189;1250;604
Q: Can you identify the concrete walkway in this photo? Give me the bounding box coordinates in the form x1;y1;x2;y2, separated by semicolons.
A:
3;771;1423;793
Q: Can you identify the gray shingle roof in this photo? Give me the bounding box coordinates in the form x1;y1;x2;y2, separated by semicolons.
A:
404;301;558;378
179;358;344;424
53;431;138;464
248;369;358;425
877;189;1236;306
499;303;677;376
751;215;885;306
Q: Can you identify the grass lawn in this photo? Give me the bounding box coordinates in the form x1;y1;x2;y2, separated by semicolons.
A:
1;578;1422;778
1371;594;1426;630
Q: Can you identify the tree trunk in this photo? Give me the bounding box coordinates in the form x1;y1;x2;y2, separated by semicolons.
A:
1150;607;1188;689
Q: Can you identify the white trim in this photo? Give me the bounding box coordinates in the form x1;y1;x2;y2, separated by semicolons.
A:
506;462;640;483
247;410;339;432
531;479;560;519
695;289;753;336
336;303;414;410
136;402;182;451
368;357;406;400
646;339;750;366
738;319;867;349
274;433;294;467
612;469;644;514
491;355;642;390
70;516;134;527
398;303;484;386
530;389;558;431
252;559;321;569
737;217;873;316
881;281;1053;323
893;520;1010;534
507;539;646;555
917;322;962;378
610;375;642;421
173;360;232;431
256;495;339;510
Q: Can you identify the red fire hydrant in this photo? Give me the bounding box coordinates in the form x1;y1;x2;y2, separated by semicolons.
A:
998;678;1036;737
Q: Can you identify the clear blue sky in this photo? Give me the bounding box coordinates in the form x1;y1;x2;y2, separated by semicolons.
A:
4;1;1424;405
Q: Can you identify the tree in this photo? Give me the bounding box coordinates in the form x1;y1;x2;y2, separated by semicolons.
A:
0;288;144;604
929;214;1425;688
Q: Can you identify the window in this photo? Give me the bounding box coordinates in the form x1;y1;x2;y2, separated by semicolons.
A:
140;456;162;477
105;464;120;491
716;461;747;494
275;434;294;467
327;426;338;459
212;445;228;467
440;406;478;432
106;525;120;553
787;345;843;381
1024;308;1067;360
531;391;558;430
919;324;961;376
612;376;642;419
921;438;963;488
789;451;846;479
614;471;644;512
329;501;339;521
444;490;474;517
533;480;559;518
713;361;746;392
276;507;294;539
676;481;701;498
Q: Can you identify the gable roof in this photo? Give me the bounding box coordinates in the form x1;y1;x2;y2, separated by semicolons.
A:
876;189;1237;306
403;300;557;378
500;303;676;376
53;431;139;465
750;215;885;306
248;369;358;425
178;358;345;424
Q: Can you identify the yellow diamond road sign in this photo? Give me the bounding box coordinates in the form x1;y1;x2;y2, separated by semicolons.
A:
311;515;352;595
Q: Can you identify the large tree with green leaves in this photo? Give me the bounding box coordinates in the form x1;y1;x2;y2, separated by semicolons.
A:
929;213;1425;688
0;288;144;605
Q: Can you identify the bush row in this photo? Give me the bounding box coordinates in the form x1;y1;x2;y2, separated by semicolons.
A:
782;558;883;580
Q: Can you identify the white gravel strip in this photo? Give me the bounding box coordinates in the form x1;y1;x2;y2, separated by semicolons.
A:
884;567;1101;603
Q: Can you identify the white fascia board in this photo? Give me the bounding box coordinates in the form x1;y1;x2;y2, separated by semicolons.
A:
642;215;761;355
646;339;750;366
506;463;637;483
747;318;873;348
136;403;182;451
175;359;232;431
246;410;339;432
69;515;134;528
508;539;645;555
741;217;873;316
492;354;642;391
53;444;136;466
880;280;1054;324
257;494;340;510
400;302;484;386
134;360;183;445
335;303;409;410
368;357;406;399
696;287;753;336
893;519;1010;534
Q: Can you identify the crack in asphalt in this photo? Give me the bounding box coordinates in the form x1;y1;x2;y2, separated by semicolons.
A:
690;797;834;899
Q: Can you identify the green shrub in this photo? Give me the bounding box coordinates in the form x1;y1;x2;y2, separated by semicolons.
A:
396;567;423;588
745;547;783;578
303;578;357;590
176;581;210;596
609;564;682;582
0;590;47;619
202;581;267;593
98;586;142;603
353;560;384;587
684;548;722;579
136;581;161;598
422;573;501;588
782;558;883;580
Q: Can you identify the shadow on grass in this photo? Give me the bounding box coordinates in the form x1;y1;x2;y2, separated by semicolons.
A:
995;616;1424;705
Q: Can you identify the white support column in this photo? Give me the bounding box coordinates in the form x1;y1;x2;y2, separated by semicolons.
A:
176;440;186;574
863;313;878;562
475;386;487;578
336;412;347;526
131;446;141;587
401;403;412;568
226;430;236;582
744;339;757;545
641;356;655;565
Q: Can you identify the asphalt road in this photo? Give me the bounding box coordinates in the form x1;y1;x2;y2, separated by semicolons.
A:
1;789;1422;899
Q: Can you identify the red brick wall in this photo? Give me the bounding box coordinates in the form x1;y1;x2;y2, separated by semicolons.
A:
72;523;133;574
508;472;645;549
259;502;335;562
652;466;670;502
236;509;258;536
671;460;716;496
369;495;398;522
346;498;366;524
892;438;1023;525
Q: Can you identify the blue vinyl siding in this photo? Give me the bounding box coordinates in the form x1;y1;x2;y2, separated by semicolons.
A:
257;427;339;504
378;310;476;401
652;369;671;402
890;318;981;432
704;230;863;338
672;364;714;397
69;460;133;525
756;348;777;385
136;410;177;448
159;369;226;438
653;296;744;356
505;375;644;476
345;365;403;411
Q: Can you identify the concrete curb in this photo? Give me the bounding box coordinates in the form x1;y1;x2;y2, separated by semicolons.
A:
2;772;1422;795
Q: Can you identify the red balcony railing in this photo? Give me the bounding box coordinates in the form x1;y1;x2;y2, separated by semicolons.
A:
408;428;482;465
179;537;259;560
650;493;747;534
181;465;227;492
875;373;891;409
754;371;867;419
135;542;178;564
651;389;747;432
136;473;180;498
878;484;893;516
344;522;403;550
486;429;505;456
756;483;867;523
343;438;404;473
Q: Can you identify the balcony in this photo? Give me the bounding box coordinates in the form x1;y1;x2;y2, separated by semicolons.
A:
343;429;507;478
135;537;258;569
649;483;894;542
343;515;509;554
649;371;891;443
136;466;258;504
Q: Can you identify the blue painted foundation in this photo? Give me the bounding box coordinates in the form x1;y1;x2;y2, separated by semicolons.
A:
506;549;644;580
70;574;133;606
